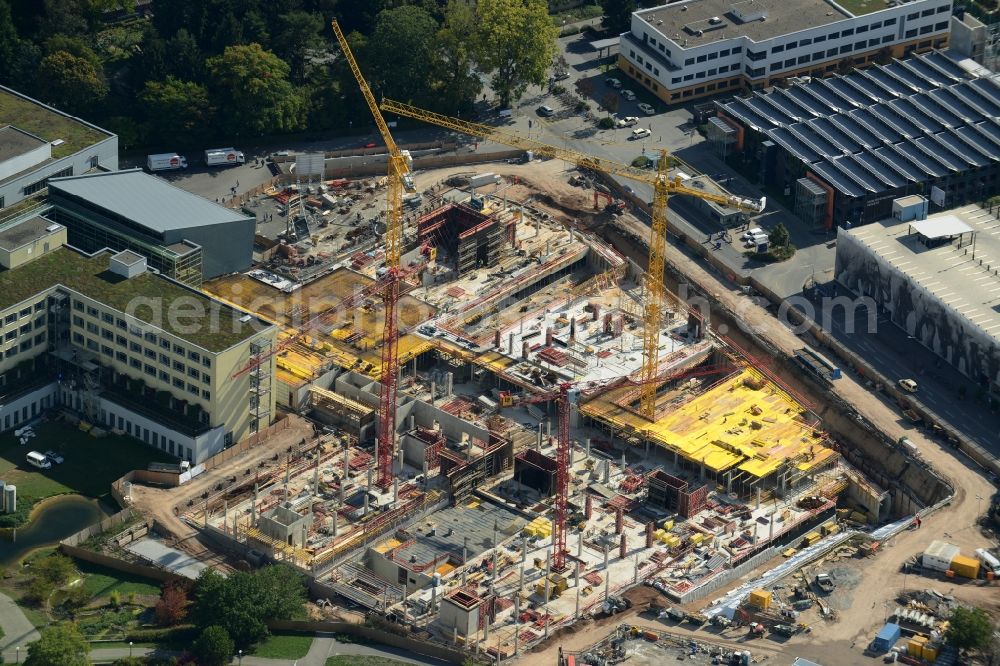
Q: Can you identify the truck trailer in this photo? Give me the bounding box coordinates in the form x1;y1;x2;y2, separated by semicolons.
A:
204;148;246;166
146;153;188;171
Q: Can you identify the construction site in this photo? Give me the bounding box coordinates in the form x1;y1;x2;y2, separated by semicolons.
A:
99;21;1000;666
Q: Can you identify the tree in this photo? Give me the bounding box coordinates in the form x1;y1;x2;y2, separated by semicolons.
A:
37;49;108;111
33;554;75;586
154;583;189;626
369;5;439;104
24;622;90;666
0;0;19;83
24;576;53;606
475;0;558;107
191;565;306;649
274;10;324;83
601;0;636;36
141;77;212;144
194;625;234;666
206;43;306;136
431;0;482;115
768;222;790;248
946;606;993;650
165;28;203;81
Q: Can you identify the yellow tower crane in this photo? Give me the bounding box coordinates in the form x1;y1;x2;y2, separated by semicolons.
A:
331;22;416;487
379;98;765;419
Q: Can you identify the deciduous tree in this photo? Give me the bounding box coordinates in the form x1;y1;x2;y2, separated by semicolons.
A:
194;625;233;666
369;5;439;104
154;582;189;626
275;10;324;83
24;622;90;666
475;0;558;108
432;0;482;115
206;43;306;136
946;606;993;650
140;76;212;143
600;0;636;36
37;49;108;110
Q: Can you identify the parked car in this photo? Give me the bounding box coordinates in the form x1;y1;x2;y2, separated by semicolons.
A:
630;128;651;140
553;70;570;81
606;77;622;89
638;102;656;115
537;105;555;117
621;89;636;101
741;227;764;240
899;378;918;393
44;450;64;464
615;115;639;127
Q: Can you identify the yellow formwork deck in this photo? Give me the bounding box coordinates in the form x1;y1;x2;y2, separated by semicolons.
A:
581;368;836;478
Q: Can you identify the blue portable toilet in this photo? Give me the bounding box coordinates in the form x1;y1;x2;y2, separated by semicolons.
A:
872;622;901;652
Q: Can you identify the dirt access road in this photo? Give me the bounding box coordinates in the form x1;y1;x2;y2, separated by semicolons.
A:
128;415;317;561
461;164;1000;664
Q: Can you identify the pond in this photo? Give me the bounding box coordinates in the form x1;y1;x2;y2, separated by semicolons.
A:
0;495;107;566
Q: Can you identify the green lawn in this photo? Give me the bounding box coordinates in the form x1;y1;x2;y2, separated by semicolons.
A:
77;562;162;600
326;657;411;666
0;422;172;526
834;0;889;15
252;633;314;659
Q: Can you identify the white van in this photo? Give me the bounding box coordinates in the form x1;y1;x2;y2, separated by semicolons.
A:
498;108;514;119
741;227;764;240
26;451;51;469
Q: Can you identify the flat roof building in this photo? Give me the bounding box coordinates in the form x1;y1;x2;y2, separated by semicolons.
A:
618;0;951;105
0;85;118;210
47;169;255;285
0;214;276;462
835;202;1000;391
716;51;1000;229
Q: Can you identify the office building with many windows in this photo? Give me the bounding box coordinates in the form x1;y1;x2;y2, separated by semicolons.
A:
0;214;276;463
619;0;952;105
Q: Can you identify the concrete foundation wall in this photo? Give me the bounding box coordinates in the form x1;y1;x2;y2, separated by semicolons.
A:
836;229;1000;387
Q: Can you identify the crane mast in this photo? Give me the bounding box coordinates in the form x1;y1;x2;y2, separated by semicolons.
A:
379;98;764;419
333;21;409;488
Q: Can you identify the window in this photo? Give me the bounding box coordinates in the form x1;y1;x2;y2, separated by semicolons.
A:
201;372;210;384
708;51;717;60
101;328;114;340
144;348;156;359
129;342;141;352
708;68;717;75
116;351;127;362
188;367;199;378
770;62;781;71
732;46;741;53
869;38;880;47
645;62;652;71
857;24;868;33
101;345;113;357
188;384;199;396
786;41;798;49
18;307;30;318
86;322;97;334
840;44;852;53
696;54;706;63
159;370;169;381
772;44;784;53
101;312;113;324
130;357;141;369
696;71;705;78
72;300;83;312
905;28;918;38
884;17;896;25
116;335;126;346
72;315;83;327
745;65;765;77
934;21;948;30
129;325;141;336
798;55;809;64
685;58;694;65
33;317;44;330
173;377;184;388
202;358;210;368
144;332;156;343
856;40;866;49
747;49;765;61
173;360;185;372
801;38;812;46
116;318;127;330
19;340;31;352
907;12;918;20
86;339;98;351
784;58;795;67
637;55;644;64
4;331;15;341
144;364;157;377
829;31;840;39
159;353;170;364
33;333;44;345
684;74;694;81
882;34;893;43
653;67;659;75
202;390;211;400
842;28;854;37
815;34;826;43
720;48;730;56
672;77;682;84
629;49;635;58
160;338;170;349
919;24;933;34
937;3;949;11
86;306;98;317
921;7;934;16
172;344;184;355
718;64;729;73
870;21;882;29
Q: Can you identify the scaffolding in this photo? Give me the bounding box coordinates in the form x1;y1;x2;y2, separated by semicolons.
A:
249;338;272;434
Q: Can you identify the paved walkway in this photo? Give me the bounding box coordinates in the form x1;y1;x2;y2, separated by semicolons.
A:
0;590;40;658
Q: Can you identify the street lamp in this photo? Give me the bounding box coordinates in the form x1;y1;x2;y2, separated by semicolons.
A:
129;641;133;657
15;646;19;664
239;649;243;664
976;495;984;523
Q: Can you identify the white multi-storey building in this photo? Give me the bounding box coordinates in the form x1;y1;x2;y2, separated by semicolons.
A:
618;0;952;104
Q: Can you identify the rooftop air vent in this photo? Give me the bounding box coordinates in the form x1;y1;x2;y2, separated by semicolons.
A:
709;16;723;24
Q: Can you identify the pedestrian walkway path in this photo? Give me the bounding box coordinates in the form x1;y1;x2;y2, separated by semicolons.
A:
0;590;40;659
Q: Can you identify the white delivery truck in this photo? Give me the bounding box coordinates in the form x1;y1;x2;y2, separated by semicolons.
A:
147;153;188;171
204;147;246;167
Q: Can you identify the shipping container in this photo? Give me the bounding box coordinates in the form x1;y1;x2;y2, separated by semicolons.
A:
950;554;980;579
922;540;960;572
748;589;772;610
871;623;901;652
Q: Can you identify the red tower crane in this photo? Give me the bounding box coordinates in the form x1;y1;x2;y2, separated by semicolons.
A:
497;361;736;571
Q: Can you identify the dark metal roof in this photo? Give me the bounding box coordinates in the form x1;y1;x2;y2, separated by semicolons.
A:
717;51;1000;197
